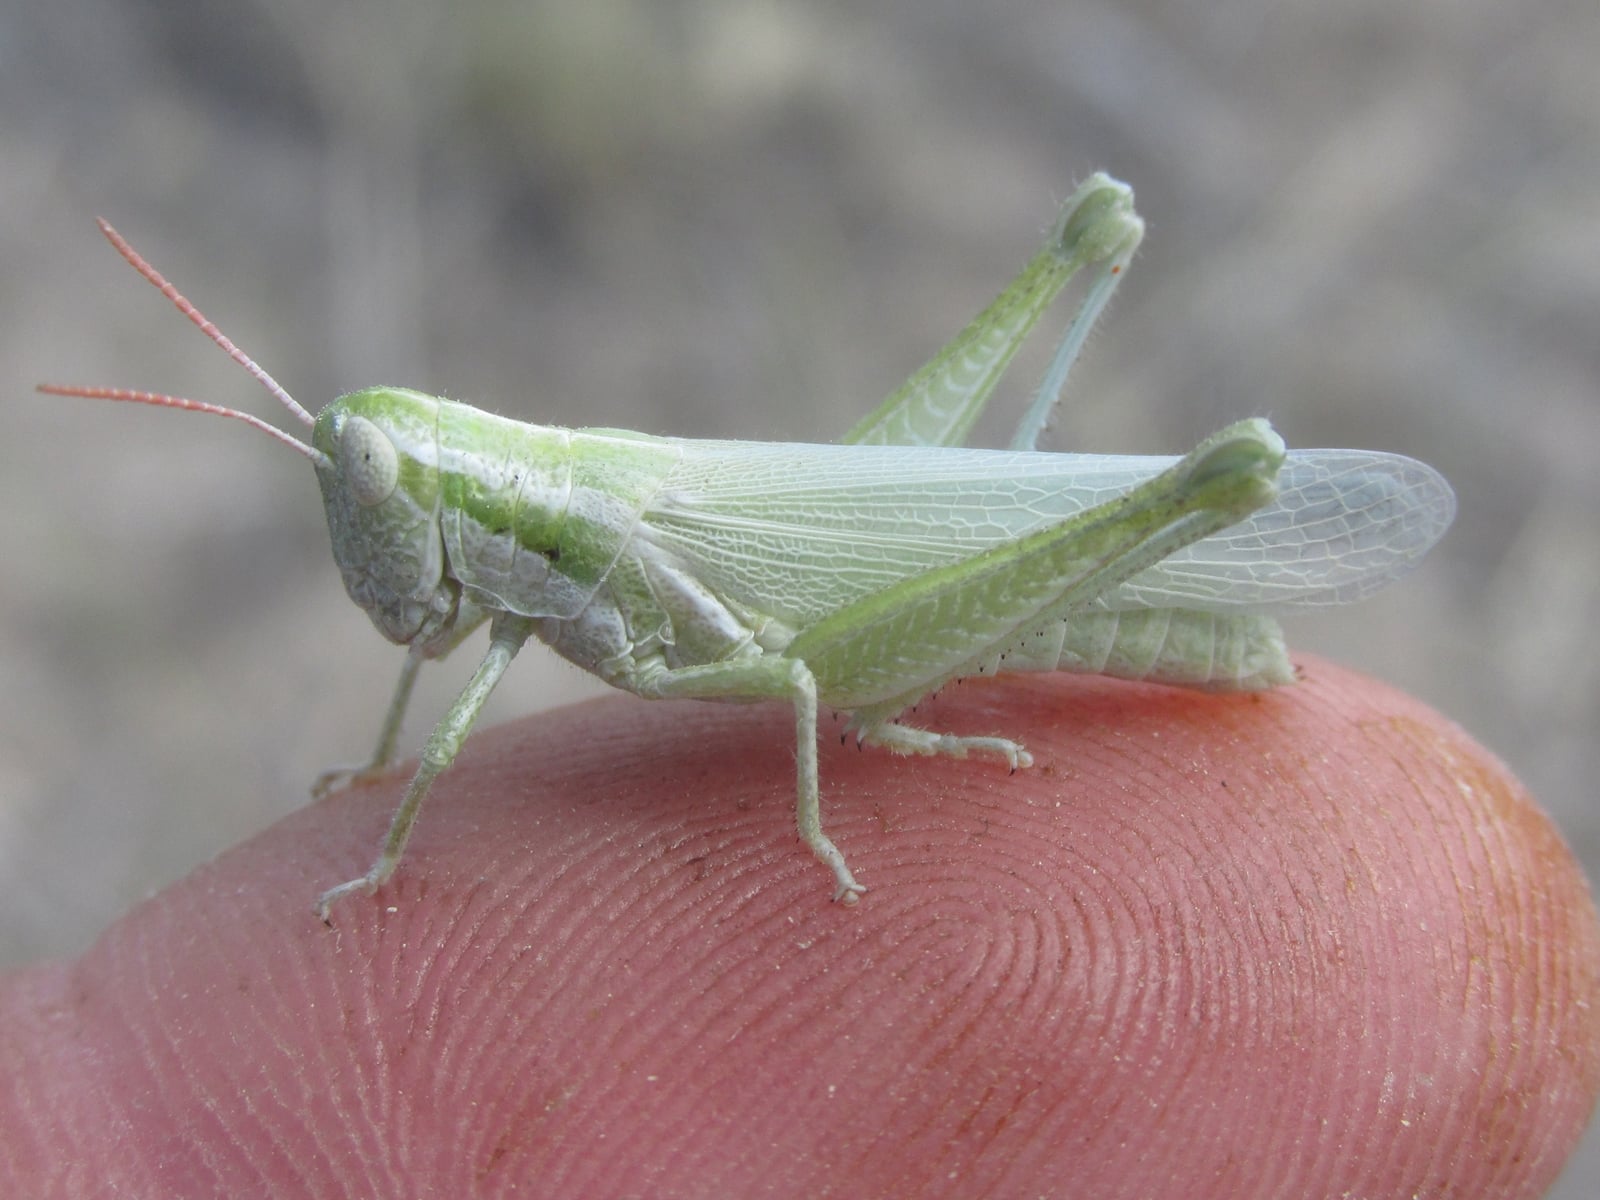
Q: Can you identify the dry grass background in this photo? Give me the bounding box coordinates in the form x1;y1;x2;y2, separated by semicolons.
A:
1;1;1596;1190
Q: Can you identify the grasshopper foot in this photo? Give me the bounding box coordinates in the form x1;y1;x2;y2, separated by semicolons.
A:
803;827;867;905
310;760;395;800
313;871;384;924
834;879;867;905
860;722;1032;770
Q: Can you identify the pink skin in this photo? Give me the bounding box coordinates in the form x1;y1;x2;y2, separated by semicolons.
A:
2;656;1596;1198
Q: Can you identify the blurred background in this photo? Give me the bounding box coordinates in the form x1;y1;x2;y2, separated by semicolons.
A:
1;1;1596;1187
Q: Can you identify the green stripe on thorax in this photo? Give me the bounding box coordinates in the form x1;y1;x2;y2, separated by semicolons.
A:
431;402;682;609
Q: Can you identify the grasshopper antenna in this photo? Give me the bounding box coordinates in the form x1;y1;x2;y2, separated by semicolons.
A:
35;383;328;464
37;219;331;467
92;218;314;428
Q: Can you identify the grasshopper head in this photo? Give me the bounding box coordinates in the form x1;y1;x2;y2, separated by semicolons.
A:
41;223;468;655
312;387;463;650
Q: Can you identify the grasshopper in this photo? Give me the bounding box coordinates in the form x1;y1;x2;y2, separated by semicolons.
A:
40;175;1454;918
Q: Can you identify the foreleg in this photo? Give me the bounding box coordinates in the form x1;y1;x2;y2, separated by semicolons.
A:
314;613;535;921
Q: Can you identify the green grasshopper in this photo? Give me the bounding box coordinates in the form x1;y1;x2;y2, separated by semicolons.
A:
41;175;1454;919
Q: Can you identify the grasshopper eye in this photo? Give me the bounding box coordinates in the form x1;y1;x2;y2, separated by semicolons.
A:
339;415;400;507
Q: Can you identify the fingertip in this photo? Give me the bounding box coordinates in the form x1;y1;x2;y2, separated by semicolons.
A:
5;664;1593;1198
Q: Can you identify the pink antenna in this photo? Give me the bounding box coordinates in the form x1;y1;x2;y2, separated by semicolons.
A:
93;218;316;428
37;219;331;468
35;383;327;463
